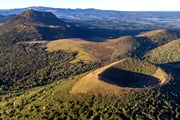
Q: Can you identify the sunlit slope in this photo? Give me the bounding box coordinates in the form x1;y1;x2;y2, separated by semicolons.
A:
137;29;178;46
145;39;180;64
46;36;139;63
71;58;169;97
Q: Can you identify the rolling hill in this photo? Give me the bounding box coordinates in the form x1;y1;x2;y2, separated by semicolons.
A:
131;29;179;58
137;29;178;46
145;39;180;64
46;36;140;63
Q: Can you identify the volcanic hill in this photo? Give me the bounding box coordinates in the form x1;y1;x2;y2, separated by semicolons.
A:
71;58;169;97
0;9;80;44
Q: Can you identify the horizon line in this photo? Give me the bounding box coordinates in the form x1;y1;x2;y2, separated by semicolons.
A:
1;6;180;12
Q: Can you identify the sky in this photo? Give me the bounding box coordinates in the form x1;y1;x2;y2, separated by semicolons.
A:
0;0;180;11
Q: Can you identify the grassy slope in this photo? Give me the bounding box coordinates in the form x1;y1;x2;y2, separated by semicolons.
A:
145;39;180;64
137;29;178;45
46;39;95;63
138;29;172;37
46;36;139;63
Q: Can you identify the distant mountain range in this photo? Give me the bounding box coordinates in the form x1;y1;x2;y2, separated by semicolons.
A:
1;7;180;30
0;14;15;23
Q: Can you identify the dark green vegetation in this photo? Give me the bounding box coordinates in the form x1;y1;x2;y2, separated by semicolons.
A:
0;10;180;120
0;73;179;120
0;43;99;92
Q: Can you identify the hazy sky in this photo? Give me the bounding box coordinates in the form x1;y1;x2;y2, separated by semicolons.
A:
0;0;180;11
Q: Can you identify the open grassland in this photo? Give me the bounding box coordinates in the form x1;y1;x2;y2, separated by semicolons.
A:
46;39;95;63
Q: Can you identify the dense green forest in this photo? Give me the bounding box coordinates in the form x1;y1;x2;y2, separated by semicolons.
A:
0;43;100;92
0;70;179;120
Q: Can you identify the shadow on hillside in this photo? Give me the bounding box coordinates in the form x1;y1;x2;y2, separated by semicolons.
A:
160;61;180;70
159;61;180;87
99;67;160;88
78;29;147;41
